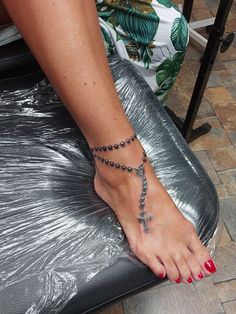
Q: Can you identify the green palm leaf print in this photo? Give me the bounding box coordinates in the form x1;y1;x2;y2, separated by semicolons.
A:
171;15;188;52
112;2;160;69
157;0;173;8
156;52;185;101
115;2;159;46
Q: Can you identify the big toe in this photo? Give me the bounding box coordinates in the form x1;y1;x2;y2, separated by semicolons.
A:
188;232;217;276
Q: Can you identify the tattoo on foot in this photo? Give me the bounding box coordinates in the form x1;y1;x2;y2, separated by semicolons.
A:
91;134;153;233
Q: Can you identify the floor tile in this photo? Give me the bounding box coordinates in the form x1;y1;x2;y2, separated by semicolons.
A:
227;130;236;146
207;70;225;88
220;45;236;62
225;13;236;33
218;169;236;196
215;279;236;303
189;117;231;151
207;70;236;88
123;283;210;314
175;62;198;88
97;303;124;314
215;184;228;199
223;300;236;314
167;87;215;119
194;277;225;314
213;102;236;132
205;87;234;106
224;60;236;74
192;6;213;20
212;241;236;283
207;146;236;171
217;223;232;247
220;196;236;241
194;150;221;184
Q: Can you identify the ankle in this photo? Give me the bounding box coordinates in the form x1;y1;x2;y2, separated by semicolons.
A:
94;140;146;187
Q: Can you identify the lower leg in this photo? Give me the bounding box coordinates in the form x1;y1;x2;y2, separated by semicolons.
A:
2;0;134;146
3;0;216;283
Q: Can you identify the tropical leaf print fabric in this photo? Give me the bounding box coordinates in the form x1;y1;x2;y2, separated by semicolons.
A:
96;0;189;103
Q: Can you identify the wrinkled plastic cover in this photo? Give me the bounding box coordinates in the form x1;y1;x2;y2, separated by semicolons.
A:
0;56;220;313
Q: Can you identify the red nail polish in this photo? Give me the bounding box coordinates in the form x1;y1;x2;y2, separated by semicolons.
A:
175;277;181;283
204;259;216;273
187;277;193;283
198;272;204;279
159;272;164;279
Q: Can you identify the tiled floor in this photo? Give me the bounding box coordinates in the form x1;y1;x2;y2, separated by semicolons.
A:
99;1;236;313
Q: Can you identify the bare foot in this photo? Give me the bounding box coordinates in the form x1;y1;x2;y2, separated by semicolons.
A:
93;139;217;283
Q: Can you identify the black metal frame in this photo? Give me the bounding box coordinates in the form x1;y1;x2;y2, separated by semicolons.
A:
166;0;233;142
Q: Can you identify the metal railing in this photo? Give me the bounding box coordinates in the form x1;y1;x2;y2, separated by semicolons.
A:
166;0;234;142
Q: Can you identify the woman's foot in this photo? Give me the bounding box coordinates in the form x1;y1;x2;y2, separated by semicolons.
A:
93;139;217;283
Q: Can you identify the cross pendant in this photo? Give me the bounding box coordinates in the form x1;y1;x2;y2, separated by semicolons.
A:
138;212;153;233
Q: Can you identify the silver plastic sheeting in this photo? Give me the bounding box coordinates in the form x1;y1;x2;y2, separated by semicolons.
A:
0;56;220;313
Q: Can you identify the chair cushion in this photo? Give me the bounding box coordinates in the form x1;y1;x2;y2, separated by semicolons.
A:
0;39;40;81
0;55;219;314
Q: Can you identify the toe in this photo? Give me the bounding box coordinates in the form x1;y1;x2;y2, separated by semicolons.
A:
184;248;204;281
161;255;180;283
149;257;166;279
172;249;193;283
187;232;217;276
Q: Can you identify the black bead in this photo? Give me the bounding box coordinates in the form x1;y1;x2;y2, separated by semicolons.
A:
108;145;113;150
121;165;126;170
126;138;131;144
95;147;99;151
127;167;132;172
110;161;114;166
142;157;147;162
101;157;104;162
97;155;101;160
103;146;107;151
99;147;102;151
131;136;135;141
143;151;147;157
115;163;120;168
120;141;125;147
105;159;109;164
114;144;119;149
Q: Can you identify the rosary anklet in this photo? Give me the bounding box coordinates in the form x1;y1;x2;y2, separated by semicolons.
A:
90;133;137;153
91;135;153;233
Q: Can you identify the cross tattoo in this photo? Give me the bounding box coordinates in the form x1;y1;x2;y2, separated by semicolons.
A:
138;211;153;233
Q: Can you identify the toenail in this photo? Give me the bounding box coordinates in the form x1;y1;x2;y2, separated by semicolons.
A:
198;272;204;279
187;277;193;283
204;259;216;273
159;272;165;279
175;277;181;283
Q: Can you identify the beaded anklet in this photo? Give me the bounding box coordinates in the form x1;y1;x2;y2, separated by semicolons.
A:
90;133;153;233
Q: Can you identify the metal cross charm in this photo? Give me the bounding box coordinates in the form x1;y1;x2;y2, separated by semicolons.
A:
138;211;153;233
135;164;144;177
